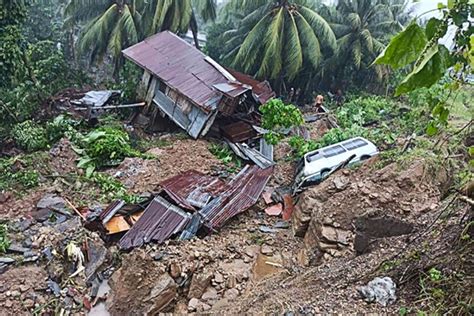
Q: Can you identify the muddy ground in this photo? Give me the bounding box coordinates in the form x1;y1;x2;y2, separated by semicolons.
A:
0;121;472;315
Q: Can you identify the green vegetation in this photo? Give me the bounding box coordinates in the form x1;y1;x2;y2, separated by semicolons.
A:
90;173;142;204
0;156;42;191
64;0;217;71
74;127;144;177
260;99;304;145
0;224;10;253
209;143;242;172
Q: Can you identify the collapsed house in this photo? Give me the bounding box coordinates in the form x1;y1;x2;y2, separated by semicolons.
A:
97;166;273;250
122;31;276;162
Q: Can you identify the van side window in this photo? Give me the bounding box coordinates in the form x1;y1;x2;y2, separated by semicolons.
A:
322;145;346;158
306;152;322;163
342;139;367;150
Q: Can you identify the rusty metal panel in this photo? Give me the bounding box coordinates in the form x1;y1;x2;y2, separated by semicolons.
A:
123;31;232;113
160;170;226;211
119;197;190;250
100;200;125;224
199;165;273;230
221;121;256;143
226;69;275;104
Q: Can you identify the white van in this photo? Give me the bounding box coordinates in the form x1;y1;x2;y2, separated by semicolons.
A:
294;137;379;190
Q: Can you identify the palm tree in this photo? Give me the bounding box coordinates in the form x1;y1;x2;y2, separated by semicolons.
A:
64;0;217;71
222;0;337;86
319;0;405;90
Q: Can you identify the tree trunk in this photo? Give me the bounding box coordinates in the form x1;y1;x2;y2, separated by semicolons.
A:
190;12;200;50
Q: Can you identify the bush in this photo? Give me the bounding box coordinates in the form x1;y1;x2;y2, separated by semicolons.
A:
11;120;48;151
260;99;304;145
0;157;40;191
45;115;80;143
75;127;143;177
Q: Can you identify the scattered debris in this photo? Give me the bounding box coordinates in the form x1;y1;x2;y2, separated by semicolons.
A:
358;277;397;307
265;203;283;216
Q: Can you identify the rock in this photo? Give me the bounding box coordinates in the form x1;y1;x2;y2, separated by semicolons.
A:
0;264;8;274
274;221;290;229
319;225;350;245
188;298;200;311
214;272;224;283
54;217;81;234
333;176;349;191
85;240;107;282
227;275;237;289
200;302;212;311
169;262;181;279
0;258;15;264
36;195;71;215
259;226;277;234
260;245;273;256
358;277;397;307
224;288;239;301
0;192;10;203
7;244;29;254
47;280;61;297
201;286;219;301
354;232;370;255
34;208;53;222
143;273;177;314
15;219;34;232
188;272;212;299
320;225;338;243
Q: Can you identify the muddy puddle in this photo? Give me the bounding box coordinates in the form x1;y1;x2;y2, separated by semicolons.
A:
88;280;111;316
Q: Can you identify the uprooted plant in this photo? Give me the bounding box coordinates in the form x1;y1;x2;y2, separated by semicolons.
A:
73;127;145;177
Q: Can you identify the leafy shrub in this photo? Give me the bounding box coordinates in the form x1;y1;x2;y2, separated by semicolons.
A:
75;127;143;177
11;120;48;151
45;115;80;143
336;95;398;128
0;157;39;191
0;224;10;253
91;173;142;204
260;99;304;145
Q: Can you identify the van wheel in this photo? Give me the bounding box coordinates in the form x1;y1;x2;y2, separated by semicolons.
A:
360;155;371;161
321;170;330;179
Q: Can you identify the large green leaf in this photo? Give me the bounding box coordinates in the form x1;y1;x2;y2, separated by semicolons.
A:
425;18;447;41
396;45;452;96
374;22;427;69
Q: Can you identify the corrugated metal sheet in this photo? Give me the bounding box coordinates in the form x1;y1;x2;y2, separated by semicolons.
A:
160;170;226;211
199;165;273;230
119;196;190;250
226;69;275;104
100;200;125;224
123;31;229;113
213;83;250;98
228;143;275;169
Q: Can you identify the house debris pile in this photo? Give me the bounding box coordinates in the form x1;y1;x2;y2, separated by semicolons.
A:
89;165;273;250
51;89;145;121
123;31;276;163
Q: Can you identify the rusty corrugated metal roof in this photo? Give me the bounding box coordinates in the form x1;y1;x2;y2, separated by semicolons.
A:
199;165;273;230
160;170;226;211
226;69;276;104
119;196;190;250
123;31;229;113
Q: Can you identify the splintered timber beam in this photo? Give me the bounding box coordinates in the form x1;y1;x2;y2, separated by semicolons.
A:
75;102;146;111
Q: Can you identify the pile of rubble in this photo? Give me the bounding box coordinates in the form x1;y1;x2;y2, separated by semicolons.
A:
292;159;449;264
